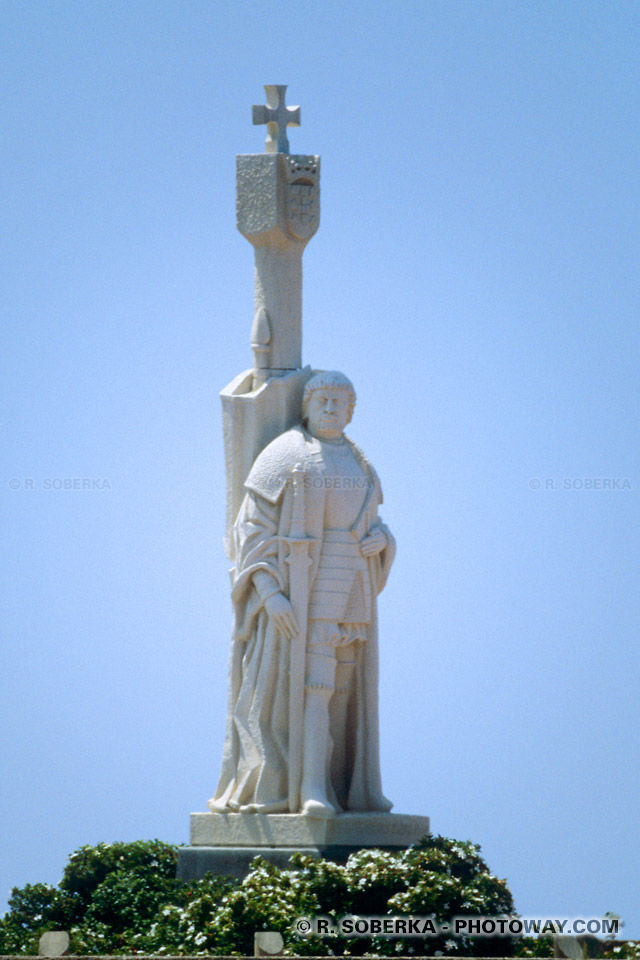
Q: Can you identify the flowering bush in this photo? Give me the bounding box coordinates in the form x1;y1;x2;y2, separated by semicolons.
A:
59;839;179;909
0;883;79;955
199;840;516;957
3;835;625;958
0;840;194;955
0;835;521;956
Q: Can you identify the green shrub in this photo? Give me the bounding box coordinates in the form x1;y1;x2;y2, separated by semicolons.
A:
203;837;516;957
130;874;238;955
0;882;80;955
0;834;526;956
0;840;181;955
2;882;79;932
59;839;178;909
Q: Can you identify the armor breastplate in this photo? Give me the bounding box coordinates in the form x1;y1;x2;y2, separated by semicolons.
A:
319;439;368;529
308;530;372;624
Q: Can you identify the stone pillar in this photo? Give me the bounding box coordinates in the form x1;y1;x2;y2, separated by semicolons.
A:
219;151;320;553
236;152;320;380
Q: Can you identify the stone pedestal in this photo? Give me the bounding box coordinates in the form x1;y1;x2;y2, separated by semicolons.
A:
177;812;430;881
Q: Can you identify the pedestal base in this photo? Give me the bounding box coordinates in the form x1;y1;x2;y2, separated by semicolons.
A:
177;812;430;881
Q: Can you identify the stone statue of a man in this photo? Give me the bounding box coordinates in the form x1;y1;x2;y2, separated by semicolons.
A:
209;371;396;818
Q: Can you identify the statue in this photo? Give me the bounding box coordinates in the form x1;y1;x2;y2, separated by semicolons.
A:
177;86;429;879
210;371;396;818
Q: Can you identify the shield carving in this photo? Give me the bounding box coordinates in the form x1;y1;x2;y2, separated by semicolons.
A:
286;180;319;242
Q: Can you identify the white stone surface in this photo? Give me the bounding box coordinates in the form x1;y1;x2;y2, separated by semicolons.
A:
236;152;320;372
555;937;585;960
213;373;396;821
220;365;313;554
254;931;285;956
38;932;69;957
252;84;300;155
204;89;425;841
191;812;430;847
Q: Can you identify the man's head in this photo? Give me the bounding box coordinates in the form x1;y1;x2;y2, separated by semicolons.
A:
302;371;356;441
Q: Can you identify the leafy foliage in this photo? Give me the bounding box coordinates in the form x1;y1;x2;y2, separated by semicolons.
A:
0;883;79;955
606;945;640;960
0;841;188;956
3;834;625;958
199;839;516;957
59;839;179;909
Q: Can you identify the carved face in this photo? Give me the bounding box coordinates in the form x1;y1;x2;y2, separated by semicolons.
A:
306;388;354;440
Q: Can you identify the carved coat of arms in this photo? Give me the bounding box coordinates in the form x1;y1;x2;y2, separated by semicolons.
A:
285;157;320;242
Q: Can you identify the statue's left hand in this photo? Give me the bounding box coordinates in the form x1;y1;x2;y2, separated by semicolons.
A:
360;528;388;557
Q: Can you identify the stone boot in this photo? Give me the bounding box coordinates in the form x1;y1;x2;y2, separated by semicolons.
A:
300;684;336;819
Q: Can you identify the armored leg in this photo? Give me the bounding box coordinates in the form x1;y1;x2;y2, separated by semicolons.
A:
329;643;357;809
300;645;337;818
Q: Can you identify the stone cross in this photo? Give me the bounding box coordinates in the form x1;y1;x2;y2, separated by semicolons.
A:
252;84;300;154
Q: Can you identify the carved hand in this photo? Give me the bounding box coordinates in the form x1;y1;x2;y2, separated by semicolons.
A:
264;591;299;640
360;528;388;557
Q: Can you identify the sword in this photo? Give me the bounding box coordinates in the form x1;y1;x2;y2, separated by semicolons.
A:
284;463;314;812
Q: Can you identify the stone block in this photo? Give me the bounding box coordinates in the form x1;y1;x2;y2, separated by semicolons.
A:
190;811;430;847
254;931;284;956
38;932;69;957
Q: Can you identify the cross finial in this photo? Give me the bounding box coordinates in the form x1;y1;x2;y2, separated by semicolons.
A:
252;85;301;154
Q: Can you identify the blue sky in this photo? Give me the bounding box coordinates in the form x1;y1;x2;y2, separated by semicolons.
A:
2;0;639;939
